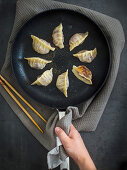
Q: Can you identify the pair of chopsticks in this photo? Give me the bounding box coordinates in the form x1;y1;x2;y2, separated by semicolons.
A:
0;75;47;134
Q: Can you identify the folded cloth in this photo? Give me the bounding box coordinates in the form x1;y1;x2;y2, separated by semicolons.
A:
47;110;72;169
0;0;125;169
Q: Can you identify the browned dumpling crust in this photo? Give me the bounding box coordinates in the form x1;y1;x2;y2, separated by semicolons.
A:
72;65;92;85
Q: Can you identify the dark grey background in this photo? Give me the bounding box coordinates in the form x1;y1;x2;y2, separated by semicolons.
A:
0;0;127;170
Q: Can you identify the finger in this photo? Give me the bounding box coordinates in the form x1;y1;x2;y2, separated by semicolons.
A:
69;124;80;138
55;127;70;146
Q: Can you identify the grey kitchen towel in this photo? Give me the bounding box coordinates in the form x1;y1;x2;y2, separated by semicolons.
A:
0;0;125;169
47;110;72;169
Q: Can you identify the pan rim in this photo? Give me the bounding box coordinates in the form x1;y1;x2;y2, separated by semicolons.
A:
11;8;111;110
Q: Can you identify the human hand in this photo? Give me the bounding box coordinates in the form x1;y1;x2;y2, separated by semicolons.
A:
55;124;96;170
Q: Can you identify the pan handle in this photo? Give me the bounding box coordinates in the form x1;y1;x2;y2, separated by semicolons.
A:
58;111;70;170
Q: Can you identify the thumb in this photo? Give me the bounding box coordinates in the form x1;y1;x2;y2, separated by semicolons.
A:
55;127;70;146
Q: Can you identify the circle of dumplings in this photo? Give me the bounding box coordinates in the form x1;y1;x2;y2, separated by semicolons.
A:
25;23;97;98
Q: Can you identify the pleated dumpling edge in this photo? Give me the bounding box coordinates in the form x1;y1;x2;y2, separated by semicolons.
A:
31;68;53;86
31;35;55;54
52;23;64;49
69;32;88;51
25;57;52;70
73;48;97;63
56;69;69;97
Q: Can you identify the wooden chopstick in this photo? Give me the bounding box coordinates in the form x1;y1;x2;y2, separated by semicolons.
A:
0;75;47;123
0;78;44;134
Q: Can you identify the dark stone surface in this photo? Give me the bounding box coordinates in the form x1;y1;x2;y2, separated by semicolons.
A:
0;0;127;170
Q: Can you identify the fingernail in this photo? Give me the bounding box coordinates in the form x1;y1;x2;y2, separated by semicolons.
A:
55;127;60;133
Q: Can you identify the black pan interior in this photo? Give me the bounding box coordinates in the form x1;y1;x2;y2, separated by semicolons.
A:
11;9;111;109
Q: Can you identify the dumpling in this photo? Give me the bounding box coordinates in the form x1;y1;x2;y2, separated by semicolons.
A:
72;65;92;85
31;68;53;86
56;70;69;97
52;23;64;49
25;57;52;69
69;32;88;51
73;48;97;63
31;35;55;54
